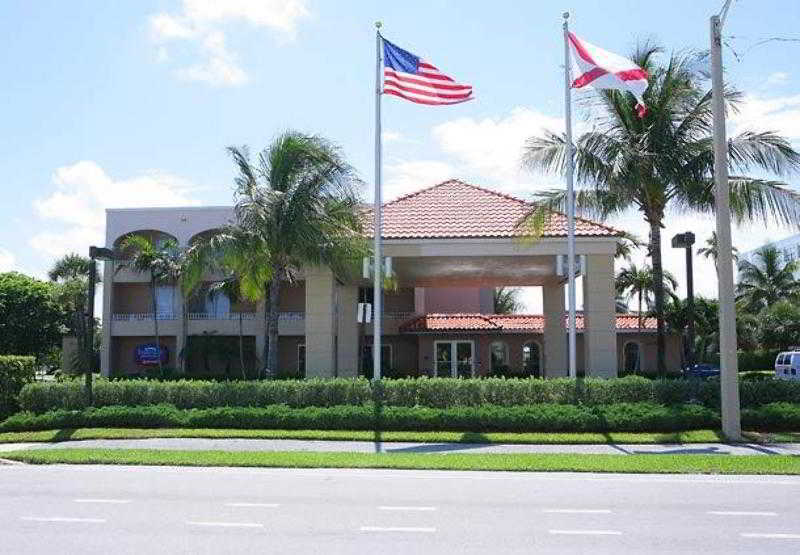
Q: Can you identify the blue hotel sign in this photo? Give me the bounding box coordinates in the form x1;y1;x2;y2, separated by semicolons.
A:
135;343;168;366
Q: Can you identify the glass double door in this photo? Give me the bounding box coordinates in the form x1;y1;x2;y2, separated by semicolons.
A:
435;341;474;378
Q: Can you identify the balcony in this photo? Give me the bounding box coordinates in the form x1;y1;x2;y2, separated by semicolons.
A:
111;312;178;321
188;312;257;321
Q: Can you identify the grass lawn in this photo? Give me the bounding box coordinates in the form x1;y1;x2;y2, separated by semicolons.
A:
4;448;799;475
0;427;737;445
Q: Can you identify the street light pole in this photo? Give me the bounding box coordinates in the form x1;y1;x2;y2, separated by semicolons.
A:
87;246;114;406
672;232;696;368
711;5;741;440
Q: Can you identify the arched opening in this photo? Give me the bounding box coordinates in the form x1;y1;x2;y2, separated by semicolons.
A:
522;341;542;378
188;228;222;247
490;341;509;374
113;229;178;258
624;341;642;375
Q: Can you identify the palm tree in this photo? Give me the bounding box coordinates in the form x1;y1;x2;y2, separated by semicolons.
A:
493;287;522;314
615;231;645;262
615;263;678;330
194;133;368;377
523;45;800;374
118;236;200;375
697;231;739;269
49;253;101;371
736;245;800;313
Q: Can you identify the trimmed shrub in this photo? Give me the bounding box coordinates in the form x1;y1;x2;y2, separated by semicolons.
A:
0;402;720;433
16;375;800;414
742;402;800;431
0;355;36;418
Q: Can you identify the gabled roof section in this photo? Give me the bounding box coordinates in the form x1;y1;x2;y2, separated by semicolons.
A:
399;313;658;333
374;180;620;240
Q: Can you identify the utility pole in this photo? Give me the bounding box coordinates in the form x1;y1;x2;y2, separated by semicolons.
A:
711;1;742;440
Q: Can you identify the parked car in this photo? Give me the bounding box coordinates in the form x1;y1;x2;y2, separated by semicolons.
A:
774;351;800;380
683;363;720;379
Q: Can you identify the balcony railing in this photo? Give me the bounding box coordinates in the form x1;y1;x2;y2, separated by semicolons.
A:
111;312;177;321
384;312;418;321
188;312;257;321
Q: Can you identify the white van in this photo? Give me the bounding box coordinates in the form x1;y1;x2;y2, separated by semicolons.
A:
775;351;800;380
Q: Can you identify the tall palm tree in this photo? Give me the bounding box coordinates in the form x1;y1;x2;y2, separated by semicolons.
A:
118;236;200;375
523;45;800;374
48;253;101;371
493;287;522;314
193;133;368;377
736;245;800;313
615;231;645;262
697;231;739;269
615;263;678;330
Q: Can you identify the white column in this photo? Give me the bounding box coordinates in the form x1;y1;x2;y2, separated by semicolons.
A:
100;260;114;376
582;254;618;378
543;282;567;378
337;284;359;377
305;266;337;378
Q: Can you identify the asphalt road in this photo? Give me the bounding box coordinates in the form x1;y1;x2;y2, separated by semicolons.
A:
2;464;799;554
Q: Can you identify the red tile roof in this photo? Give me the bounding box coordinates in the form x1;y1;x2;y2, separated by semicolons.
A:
400;313;658;333
368;180;620;240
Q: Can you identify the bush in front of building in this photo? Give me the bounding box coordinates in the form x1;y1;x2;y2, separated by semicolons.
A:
0;355;36;419
16;375;800;414
0;402;721;433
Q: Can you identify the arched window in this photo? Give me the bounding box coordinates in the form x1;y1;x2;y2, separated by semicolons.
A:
490;341;509;372
624;341;641;374
522;341;541;378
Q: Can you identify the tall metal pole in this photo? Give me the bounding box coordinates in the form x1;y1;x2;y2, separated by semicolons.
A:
373;22;383;381
685;242;695;368
711;12;741;440
563;13;577;379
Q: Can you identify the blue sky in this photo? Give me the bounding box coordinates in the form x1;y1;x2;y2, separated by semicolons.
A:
2;0;799;311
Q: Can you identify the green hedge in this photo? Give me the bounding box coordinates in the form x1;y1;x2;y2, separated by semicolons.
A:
0;402;719;433
0;355;36;418
17;376;800;413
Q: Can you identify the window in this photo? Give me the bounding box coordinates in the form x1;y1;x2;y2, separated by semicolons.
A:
298;344;306;376
434;341;474;378
204;290;230;318
362;344;392;378
155;285;175;318
624;342;642;374
522;341;541;377
490;342;509;372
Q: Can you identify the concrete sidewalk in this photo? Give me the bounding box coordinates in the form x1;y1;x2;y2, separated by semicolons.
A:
1;437;799;456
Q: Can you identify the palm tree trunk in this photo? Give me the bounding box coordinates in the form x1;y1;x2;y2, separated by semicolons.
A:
151;273;163;376
649;220;667;376
266;274;281;377
638;290;643;331
238;312;245;380
181;294;187;374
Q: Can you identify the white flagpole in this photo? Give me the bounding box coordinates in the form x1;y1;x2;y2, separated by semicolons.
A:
373;22;384;381
563;12;577;379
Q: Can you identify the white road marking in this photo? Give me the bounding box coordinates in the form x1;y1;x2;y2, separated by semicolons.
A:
378;506;437;512
544;509;612;514
741;533;800;539
360;526;436;533
21;517;106;523
549;529;622;536
224;502;280;508
709;511;777;516
74;499;131;504
187;521;263;528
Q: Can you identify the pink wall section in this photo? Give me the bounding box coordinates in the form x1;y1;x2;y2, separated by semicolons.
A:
420;287;495;313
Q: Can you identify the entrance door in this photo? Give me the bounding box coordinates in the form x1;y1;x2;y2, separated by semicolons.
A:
434;341;474;378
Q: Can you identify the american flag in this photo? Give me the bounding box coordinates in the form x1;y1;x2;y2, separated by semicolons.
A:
382;38;473;105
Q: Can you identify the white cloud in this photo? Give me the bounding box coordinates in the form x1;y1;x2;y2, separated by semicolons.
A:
730;93;800;139
383;159;456;202
175;30;249;86
382;130;404;143
766;72;789;87
31;161;200;258
0;248;16;272
432;107;564;190
149;0;310;87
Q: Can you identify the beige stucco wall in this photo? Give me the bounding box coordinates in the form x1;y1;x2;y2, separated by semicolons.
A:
113;284;153;313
